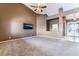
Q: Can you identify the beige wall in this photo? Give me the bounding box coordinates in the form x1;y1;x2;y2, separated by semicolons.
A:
36;14;47;35
0;3;36;41
36;14;62;38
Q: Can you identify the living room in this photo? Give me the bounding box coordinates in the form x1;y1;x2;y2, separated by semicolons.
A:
0;2;79;56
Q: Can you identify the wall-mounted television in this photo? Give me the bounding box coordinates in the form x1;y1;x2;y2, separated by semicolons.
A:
23;23;33;29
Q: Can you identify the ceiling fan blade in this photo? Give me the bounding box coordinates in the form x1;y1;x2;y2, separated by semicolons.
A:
41;6;47;8
30;5;37;8
34;9;37;11
41;10;43;12
34;9;43;12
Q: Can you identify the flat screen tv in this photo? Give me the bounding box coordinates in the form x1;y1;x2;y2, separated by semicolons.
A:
23;23;33;29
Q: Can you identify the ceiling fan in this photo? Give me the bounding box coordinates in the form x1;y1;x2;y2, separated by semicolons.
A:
30;3;47;12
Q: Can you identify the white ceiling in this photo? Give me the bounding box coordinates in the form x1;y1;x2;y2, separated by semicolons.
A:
66;12;79;20
24;3;79;16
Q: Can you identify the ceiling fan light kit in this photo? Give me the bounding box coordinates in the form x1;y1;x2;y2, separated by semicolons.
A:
30;3;47;12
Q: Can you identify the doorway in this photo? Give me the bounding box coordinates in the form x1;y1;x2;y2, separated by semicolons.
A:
66;21;79;42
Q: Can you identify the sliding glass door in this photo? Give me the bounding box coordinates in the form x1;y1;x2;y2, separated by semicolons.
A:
66;21;79;42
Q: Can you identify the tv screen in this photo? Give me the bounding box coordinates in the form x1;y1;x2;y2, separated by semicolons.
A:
23;23;33;29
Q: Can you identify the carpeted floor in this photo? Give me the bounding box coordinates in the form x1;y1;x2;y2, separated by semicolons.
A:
0;36;79;56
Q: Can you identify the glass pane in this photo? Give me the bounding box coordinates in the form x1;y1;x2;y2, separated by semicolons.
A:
67;23;75;36
75;23;79;36
66;22;79;42
52;24;58;32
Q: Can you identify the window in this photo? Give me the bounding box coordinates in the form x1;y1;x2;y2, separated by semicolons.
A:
52;24;58;32
68;23;74;32
46;17;59;32
76;23;79;33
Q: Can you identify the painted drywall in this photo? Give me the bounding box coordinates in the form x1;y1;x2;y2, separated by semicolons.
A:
0;3;36;41
36;14;62;38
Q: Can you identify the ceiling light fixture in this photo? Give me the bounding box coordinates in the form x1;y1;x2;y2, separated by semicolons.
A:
30;3;47;12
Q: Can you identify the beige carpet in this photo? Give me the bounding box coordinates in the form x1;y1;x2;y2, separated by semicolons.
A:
0;36;79;56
